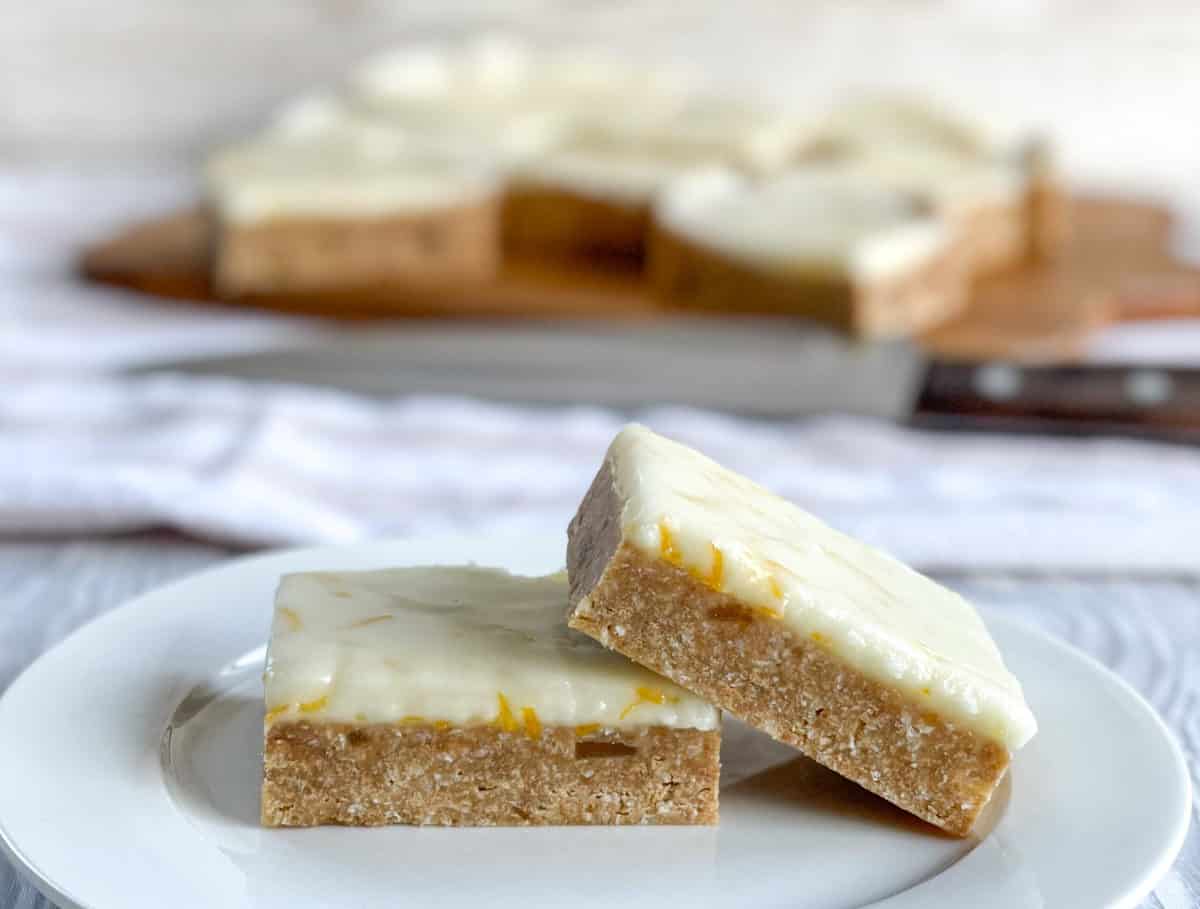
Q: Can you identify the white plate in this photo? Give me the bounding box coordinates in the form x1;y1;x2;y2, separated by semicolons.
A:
0;535;1190;909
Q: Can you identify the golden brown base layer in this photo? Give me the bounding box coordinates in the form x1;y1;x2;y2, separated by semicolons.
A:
647;223;968;339
565;462;1009;837
214;198;500;298
262;721;720;827
502;185;648;266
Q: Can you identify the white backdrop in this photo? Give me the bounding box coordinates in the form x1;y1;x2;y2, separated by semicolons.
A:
4;1;1200;219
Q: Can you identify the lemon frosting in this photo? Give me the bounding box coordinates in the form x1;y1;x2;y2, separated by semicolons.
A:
205;129;499;223
596;424;1037;750
510;98;808;204
570;97;812;175
263;566;719;732
655;168;949;281
835;145;1027;213
817;94;1033;163
510;143;721;205
811;95;1032;212
347;38;688;166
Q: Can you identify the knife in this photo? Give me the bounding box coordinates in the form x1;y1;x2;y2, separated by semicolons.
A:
134;321;1200;447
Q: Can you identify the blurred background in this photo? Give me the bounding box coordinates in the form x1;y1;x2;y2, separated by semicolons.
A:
2;4;1199;906
5;1;1200;199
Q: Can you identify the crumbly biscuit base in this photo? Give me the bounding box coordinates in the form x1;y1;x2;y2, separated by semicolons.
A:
647;223;968;339
215;198;499;298
502;185;648;264
566;461;1009;836
262;721;719;827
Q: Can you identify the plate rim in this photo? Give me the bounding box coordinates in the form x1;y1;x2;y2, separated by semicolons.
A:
0;536;1192;909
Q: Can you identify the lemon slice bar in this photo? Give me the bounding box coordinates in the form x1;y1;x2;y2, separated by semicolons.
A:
206;127;502;299
649;168;967;338
261;566;720;827
809;94;1067;274
566;425;1036;835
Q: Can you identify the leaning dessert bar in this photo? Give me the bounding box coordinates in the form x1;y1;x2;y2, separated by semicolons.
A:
566;425;1036;836
261;566;720;827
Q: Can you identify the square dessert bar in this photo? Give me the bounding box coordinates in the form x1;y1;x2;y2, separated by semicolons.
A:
807;95;1067;276
261;566;719;827
207;128;501;299
649;169;967;339
567;425;1037;836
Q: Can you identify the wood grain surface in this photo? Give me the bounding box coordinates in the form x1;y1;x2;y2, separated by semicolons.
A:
80;196;1200;361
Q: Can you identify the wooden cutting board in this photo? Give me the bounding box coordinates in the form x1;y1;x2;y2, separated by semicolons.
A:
80;196;1200;361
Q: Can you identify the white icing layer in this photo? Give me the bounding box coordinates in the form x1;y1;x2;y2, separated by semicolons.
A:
355;36;691;116
572;97;810;175
599;425;1037;751
819;94;1033;163
263;566;719;732
353;36;530;104
511;145;718;205
349;39;690;166
838;146;1027;213
511;96;807;205
207;131;498;223
812;96;1031;212
655;168;948;281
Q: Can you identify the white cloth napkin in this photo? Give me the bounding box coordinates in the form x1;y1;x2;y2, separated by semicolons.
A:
3;371;1198;575
0;168;331;375
2;168;1199;575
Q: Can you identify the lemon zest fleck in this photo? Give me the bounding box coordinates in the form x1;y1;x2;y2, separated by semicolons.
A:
687;542;725;590
264;704;289;723
575;723;601;736
433;720;451;731
522;707;542;740
399;715;426;725
495;692;518;733
810;631;825;644
752;605;782;620
619;685;679;720
279;607;302;631
921;687;931;697
767;576;783;601
298;695;328;714
639;685;671;705
354;712;368;722
658;521;683;567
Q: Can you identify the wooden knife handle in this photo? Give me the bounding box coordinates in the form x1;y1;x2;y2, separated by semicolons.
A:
913;362;1200;443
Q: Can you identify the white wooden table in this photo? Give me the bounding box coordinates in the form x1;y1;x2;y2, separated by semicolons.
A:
1;533;1195;908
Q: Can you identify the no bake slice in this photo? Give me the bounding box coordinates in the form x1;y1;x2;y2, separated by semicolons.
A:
650;168;966;338
207;128;501;299
262;566;719;827
807;94;1067;275
566;425;1036;836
